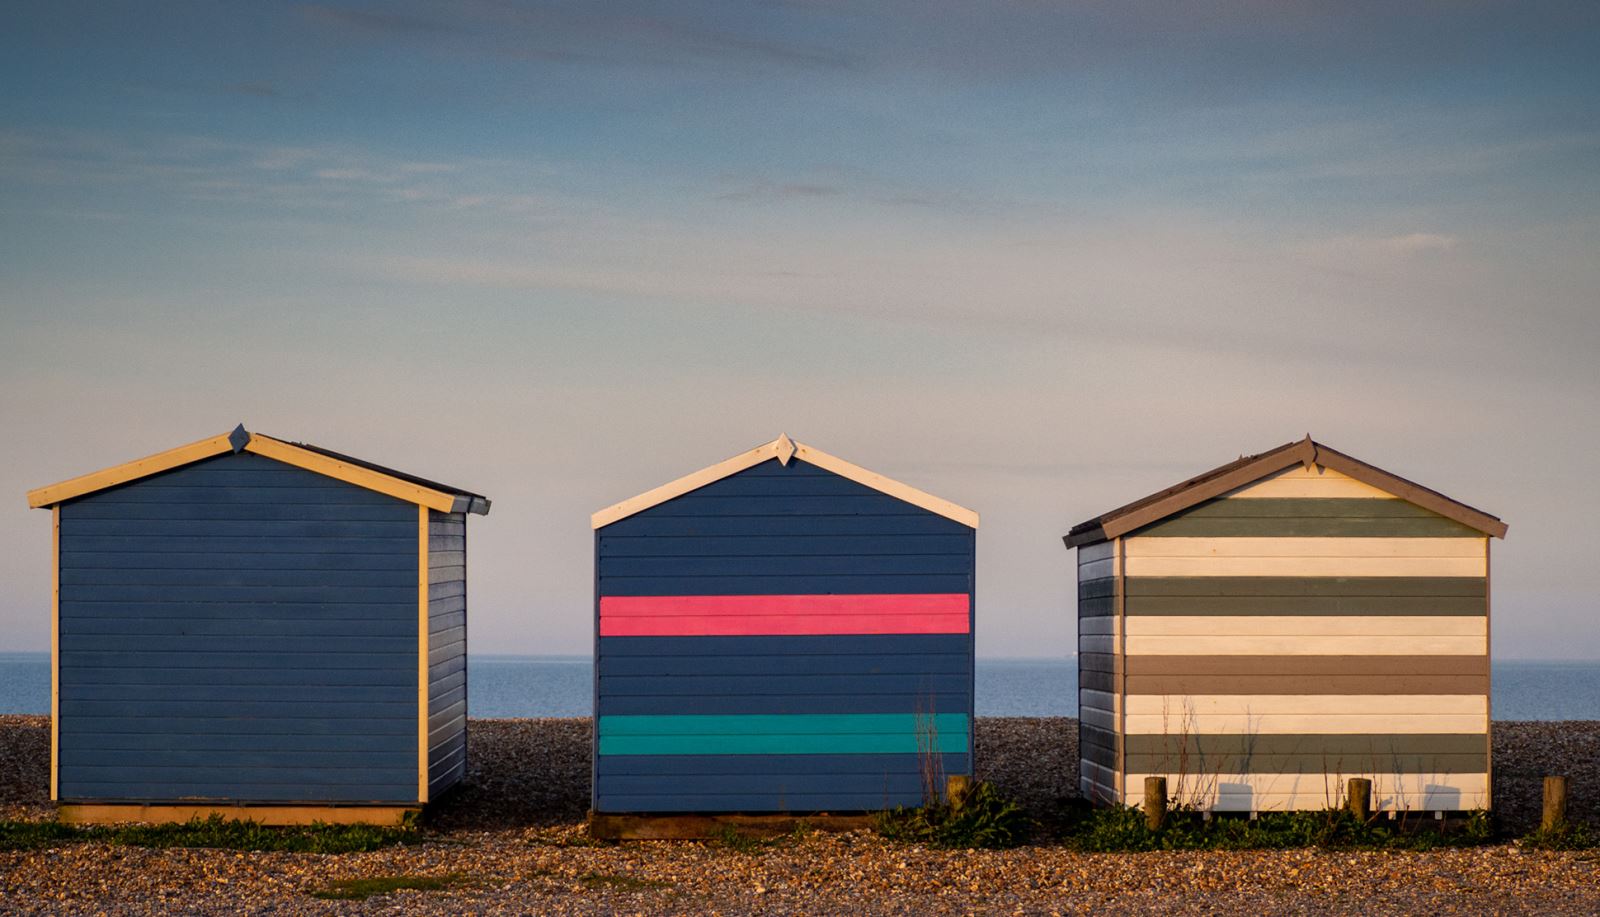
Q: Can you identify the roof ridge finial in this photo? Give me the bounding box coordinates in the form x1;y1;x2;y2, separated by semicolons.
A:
228;423;250;453
774;433;796;466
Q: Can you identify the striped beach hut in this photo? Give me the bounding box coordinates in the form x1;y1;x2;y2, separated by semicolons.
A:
1063;436;1506;813
591;435;978;816
26;425;489;825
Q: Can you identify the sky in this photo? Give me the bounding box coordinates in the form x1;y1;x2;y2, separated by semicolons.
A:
2;1;1598;659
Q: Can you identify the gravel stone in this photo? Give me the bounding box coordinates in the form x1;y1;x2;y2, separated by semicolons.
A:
3;715;1598;914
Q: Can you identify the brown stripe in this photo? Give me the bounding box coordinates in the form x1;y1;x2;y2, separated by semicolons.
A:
1125;655;1486;677
1126;673;1488;695
1128;595;1485;616
1125;733;1486;758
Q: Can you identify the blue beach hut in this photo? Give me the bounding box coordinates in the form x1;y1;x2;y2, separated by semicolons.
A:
590;434;979;820
26;424;489;824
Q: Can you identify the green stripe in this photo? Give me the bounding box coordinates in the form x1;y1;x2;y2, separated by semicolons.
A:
597;713;970;756
1132;498;1481;537
1125;576;1486;615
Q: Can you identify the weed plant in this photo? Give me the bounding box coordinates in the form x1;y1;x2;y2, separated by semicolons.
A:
0;814;420;853
877;781;1034;849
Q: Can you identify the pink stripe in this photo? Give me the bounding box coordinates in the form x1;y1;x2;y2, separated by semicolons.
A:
599;594;971;637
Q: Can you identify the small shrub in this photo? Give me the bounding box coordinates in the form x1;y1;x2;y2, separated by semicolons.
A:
878;781;1034;849
1065;805;1497;853
1521;821;1597;850
712;825;770;854
0;815;420;854
310;874;465;900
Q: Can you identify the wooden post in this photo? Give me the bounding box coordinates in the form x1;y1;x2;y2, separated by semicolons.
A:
1543;776;1568;832
946;775;972;809
1144;777;1167;831
1347;778;1372;822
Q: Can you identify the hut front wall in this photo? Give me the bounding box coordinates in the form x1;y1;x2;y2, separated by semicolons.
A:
594;457;975;814
56;451;422;805
1108;464;1490;812
427;510;468;799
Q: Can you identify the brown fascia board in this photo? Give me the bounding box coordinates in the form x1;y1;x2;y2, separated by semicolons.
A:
1060;437;1507;549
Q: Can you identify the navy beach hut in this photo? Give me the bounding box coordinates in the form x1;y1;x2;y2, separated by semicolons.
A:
26;425;489;824
590;435;978;818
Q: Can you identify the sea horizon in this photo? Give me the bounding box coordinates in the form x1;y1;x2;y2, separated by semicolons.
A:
4;651;1598;720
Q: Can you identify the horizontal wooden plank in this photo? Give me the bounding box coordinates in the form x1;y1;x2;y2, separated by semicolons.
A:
61;634;416;654
77;485;402;506
1125;576;1486;598
1124;537;1486;578
60;585;416;604
1125;615;1486;637
601;554;971;577
1079;668;1116;692
59;600;412;620
1078;596;1115;618
60;568;413;588
599;575;973;597
595;791;924;813
1125;694;1486;717
59;665;413;686
600;514;970;537
1124;773;1488;811
59;732;415;753
1079;578;1116;600
1078;652;1117;673
595;752;968;777
1078;558;1115;580
58;804;418;826
60;716;415;735
1125;655;1485;676
1227;465;1394;499
1080;739;1117;769
59;783;417;803
601;673;971;698
1125;713;1487;734
1079;616;1116;635
600;594;970;637
601;651;968;678
1125;733;1487;758
62;683;413;704
1127;674;1488;695
1080;706;1115;730
64;502;416;522
63;520;416;540
58;749;412;769
638;494;932;517
61;616;416;637
1134;498;1480;538
1126;753;1487;774
1078;541;1114;563
600;534;971;557
1126;634;1485;655
598;692;971;717
600;634;969;657
599;773;926;797
1128;595;1485;616
61;699;416;718
1080;635;1115;654
598;713;968;755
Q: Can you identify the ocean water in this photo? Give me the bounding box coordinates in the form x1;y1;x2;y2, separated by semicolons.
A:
2;653;1598;719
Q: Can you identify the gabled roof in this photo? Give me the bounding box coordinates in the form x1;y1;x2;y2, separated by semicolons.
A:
1063;436;1505;547
26;424;491;515
591;434;979;530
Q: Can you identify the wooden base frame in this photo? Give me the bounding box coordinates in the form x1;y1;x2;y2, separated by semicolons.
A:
589;811;877;841
58;804;419;826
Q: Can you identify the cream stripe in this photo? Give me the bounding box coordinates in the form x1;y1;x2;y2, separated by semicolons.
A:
1127;634;1485;655
1125;537;1486;558
1125;694;1487;717
1125;615;1486;637
1125;713;1487;734
1124;773;1488;811
1126;556;1484;577
1226;465;1394;500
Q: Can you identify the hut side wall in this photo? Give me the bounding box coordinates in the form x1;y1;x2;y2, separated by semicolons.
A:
427;510;468;799
1115;464;1490;811
56;451;421;804
594;457;975;814
1076;540;1119;802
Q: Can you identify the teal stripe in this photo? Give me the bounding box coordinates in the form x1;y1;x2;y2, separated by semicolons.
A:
598;713;970;756
1133;498;1481;538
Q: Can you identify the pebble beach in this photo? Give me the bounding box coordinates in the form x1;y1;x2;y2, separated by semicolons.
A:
3;715;1598;915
